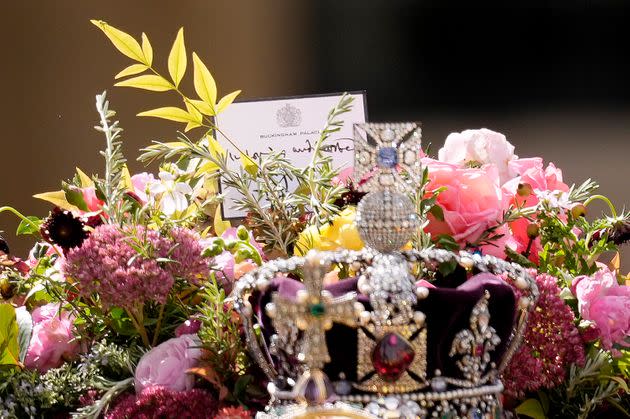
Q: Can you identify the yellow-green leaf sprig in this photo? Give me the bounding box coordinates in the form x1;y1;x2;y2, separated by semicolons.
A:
91;20;248;161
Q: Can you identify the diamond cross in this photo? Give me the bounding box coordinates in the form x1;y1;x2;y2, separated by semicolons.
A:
266;252;361;369
353;122;423;192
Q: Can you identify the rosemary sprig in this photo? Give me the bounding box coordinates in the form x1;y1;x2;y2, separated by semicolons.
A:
94;91;126;223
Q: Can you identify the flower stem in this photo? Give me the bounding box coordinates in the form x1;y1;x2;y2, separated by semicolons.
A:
126;305;151;347
583;195;617;218
152;303;166;346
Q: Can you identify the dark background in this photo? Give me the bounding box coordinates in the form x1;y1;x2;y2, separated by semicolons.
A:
1;1;629;266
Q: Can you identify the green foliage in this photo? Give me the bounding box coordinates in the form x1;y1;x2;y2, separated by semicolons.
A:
0;341;139;418
139;94;355;257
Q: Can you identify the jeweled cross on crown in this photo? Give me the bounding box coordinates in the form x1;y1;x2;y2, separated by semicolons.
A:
353;122;423;193
266;252;362;370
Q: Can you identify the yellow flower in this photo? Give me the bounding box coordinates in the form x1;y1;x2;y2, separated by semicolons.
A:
294;207;364;255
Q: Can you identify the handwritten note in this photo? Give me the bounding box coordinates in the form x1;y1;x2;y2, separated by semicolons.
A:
215;93;367;218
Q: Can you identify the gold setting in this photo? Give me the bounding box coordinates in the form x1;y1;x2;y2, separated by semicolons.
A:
354;323;428;393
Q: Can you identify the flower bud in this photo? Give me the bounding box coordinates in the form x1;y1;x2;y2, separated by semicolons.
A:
526;223;540;239
571;204;587;218
202;243;223;258
236;225;250;241
224;239;238;251
517;183;533;197
234;246;254;263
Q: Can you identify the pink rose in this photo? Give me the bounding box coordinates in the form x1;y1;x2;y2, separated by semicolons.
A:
80;186;105;212
438;128;517;185
134;334;202;394
131;172;157;204
332;167;355;186
423;158;510;253
503;158;569;261
572;266;630;353
24;303;79;372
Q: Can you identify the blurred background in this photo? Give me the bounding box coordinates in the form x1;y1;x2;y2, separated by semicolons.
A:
1;1;629;266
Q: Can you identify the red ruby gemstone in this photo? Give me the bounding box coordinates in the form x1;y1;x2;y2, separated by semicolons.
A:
371;332;415;382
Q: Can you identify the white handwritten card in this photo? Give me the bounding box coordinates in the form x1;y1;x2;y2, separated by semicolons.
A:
215;92;367;218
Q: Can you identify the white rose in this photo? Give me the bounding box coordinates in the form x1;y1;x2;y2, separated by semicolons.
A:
437;128;517;185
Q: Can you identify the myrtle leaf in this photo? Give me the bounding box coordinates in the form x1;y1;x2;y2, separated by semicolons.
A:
141;32;153;66
137;107;198;123
91;20;146;64
115;75;173;92
187;99;214;116
192;52;217;110
16;216;41;236
76;167;94;187
114;63;148;79
33;191;80;211
168;28;187;87
216;90;241;113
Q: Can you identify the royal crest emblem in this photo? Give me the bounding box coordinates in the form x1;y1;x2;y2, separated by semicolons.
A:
276;103;302;128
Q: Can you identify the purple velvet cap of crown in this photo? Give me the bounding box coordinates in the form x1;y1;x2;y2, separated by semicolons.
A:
254;271;516;384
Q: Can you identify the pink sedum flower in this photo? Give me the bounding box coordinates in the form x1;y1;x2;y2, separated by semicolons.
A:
106;387;218;419
503;273;585;397
24;303;79;372
423;158;512;255
572;266;630;353
437;128;517;184
134;334;203;394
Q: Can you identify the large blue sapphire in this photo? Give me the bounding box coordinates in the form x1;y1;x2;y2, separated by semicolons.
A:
377;147;398;168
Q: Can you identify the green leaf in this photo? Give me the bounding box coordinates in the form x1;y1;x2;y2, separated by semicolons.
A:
137;106;198;123
91;20;146;64
114;63;148;79
114;75;173;92
15;308;32;363
141;32;153;66
167;28;187;87
429;204;445;221
438;259;458;277
515;398;547;419
16;216;41;236
64;185;89;211
192;52;217;110
216;90;241;113
0;304;21;367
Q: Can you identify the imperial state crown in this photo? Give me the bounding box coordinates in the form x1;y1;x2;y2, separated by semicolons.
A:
233;123;539;419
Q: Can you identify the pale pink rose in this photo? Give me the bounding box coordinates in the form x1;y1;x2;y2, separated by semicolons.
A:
130;172;157;204
438;128;517;184
572;266;630;352
80;186;105;212
134;334;202;394
423;158;509;250
24;303;79;372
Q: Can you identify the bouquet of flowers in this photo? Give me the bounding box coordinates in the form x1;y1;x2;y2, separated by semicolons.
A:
0;21;628;419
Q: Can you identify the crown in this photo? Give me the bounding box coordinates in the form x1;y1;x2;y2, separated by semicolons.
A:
233;123;539;419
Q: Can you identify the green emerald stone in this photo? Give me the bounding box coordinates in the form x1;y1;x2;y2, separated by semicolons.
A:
309;303;326;317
